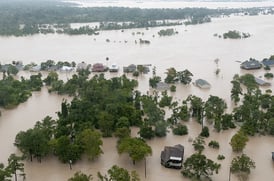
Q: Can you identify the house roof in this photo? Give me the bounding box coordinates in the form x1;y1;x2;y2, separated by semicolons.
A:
195;79;211;89
255;77;271;86
161;144;184;163
261;59;274;67
156;82;169;91
241;59;262;70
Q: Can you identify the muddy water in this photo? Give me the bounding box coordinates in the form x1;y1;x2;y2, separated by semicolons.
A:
1;15;274;180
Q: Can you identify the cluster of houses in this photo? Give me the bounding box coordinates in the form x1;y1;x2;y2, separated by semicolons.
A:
240;58;274;70
0;60;152;75
240;58;273;86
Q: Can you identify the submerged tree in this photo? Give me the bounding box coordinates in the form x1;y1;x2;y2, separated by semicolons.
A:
230;154;255;181
230;131;248;152
7;154;25;181
181;153;221;181
117;137;152;164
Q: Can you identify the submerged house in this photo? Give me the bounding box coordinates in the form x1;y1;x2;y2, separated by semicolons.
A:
161;144;184;169
261;59;274;67
156;82;169;91
240;59;262;70
255;77;271;86
92;63;107;72
194;79;211;89
109;63;119;72
123;64;136;73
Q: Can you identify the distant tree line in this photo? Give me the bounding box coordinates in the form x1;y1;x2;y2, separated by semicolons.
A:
0;0;273;36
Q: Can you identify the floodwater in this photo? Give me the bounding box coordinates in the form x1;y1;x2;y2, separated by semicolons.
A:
65;0;274;9
1;14;274;181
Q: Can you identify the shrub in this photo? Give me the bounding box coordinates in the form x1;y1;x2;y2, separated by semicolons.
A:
170;85;176;92
200;126;210;137
208;140;220;149
172;124;188;135
217;155;225;160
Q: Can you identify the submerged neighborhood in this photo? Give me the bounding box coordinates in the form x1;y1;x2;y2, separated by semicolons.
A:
1;0;274;181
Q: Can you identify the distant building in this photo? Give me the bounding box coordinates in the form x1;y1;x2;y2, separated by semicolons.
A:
156;82;169;91
161;144;184;169
240;59;262;70
60;66;74;72
123;64;136;73
92;63;107;72
77;62;88;71
109;63;119;72
255;77;271;86
30;65;41;72
194;79;211;89
261;59;274;67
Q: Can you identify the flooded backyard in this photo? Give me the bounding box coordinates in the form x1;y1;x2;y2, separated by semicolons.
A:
1;14;274;180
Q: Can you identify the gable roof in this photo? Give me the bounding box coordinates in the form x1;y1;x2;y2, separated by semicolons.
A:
255;77;271;86
161;144;184;163
195;79;211;89
261;59;274;67
241;59;262;70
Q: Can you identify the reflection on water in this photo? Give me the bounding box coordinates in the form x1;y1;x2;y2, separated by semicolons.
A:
1;15;274;180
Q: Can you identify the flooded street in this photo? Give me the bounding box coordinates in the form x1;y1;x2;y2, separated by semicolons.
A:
1;13;274;180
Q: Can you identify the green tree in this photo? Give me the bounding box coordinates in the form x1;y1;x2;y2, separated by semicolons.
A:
0;163;12;181
230;131;248;152
230;154;255;180
204;95;227;119
138;122;155;139
117;137;152;164
14;127;50;162
97;165;140;181
7;154;25;181
172;124;188;136
192;136;206;153
68;171;93;181
154;120;168;137
181;153;221;181
164;67;177;83
43;71;59;86
177;69;193;84
51;136;82;163
187;95;204;123
76;129;103;160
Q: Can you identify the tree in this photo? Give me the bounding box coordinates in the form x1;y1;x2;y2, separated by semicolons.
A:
97;165;140;181
230;131;248;152
187;95;204;123
117;137;152;164
172;124;188;136
192;136;206;153
14;127;50;162
43;71;59;86
0;163;11;181
68;171;93;181
230;154;255;180
204;95;227;119
7;154;25;181
177;69;193;84
164;67;177;83
181;153;221;181
154;120;168;137
51;136;82;163
200;126;210;137
138;122;155;139
231;75;242;104
76;129;103;160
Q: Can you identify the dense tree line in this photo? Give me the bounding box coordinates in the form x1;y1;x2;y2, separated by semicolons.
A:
0;74;43;108
0;0;273;36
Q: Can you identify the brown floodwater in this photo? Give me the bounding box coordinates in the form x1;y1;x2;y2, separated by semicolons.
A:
1;14;274;180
